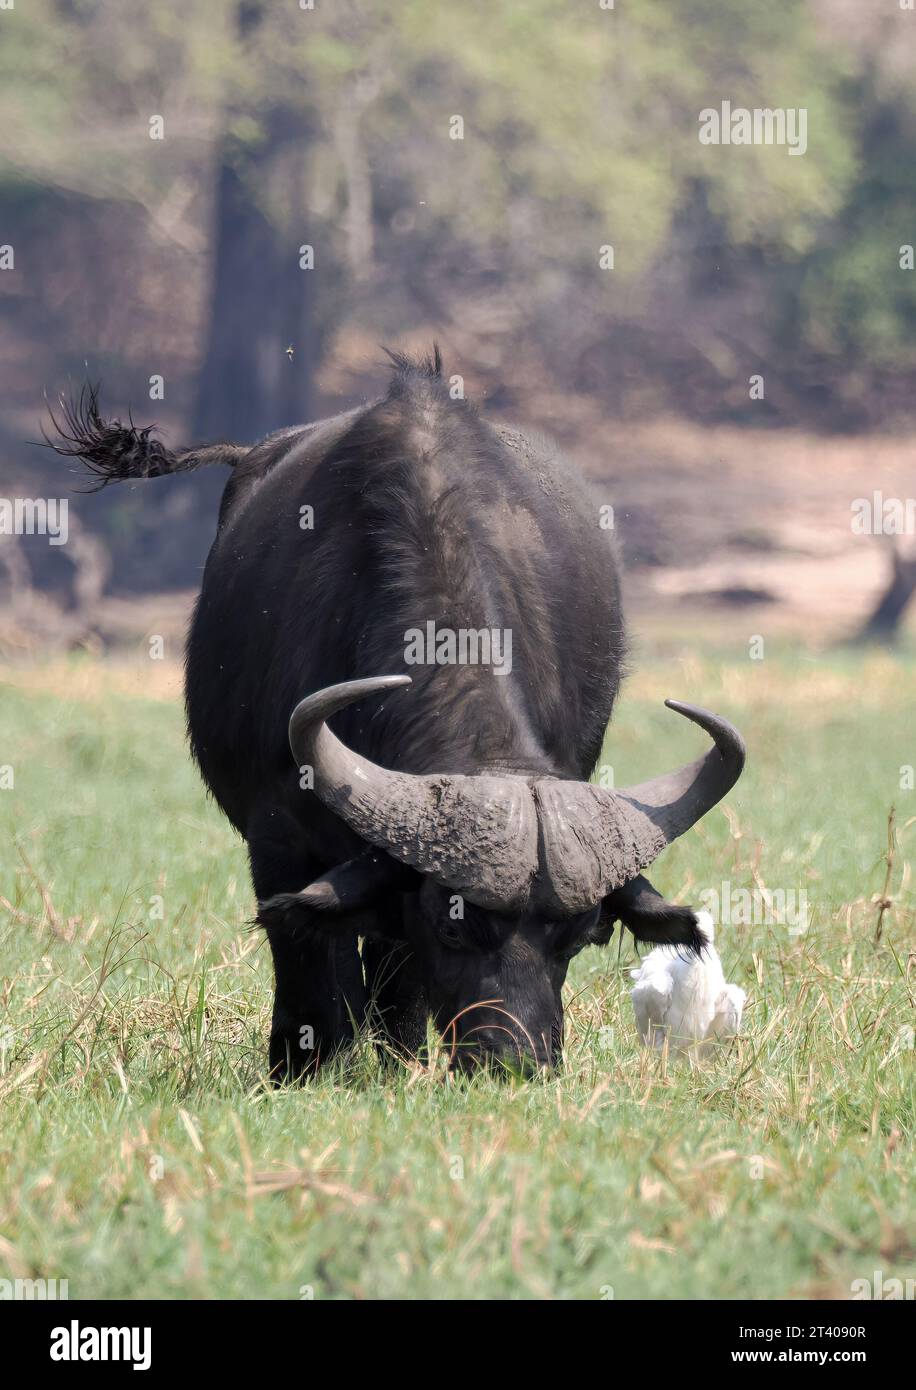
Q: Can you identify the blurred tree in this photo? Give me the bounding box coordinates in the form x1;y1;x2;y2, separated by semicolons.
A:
0;0;892;417
858;543;916;644
3;0;916;590
192;3;319;441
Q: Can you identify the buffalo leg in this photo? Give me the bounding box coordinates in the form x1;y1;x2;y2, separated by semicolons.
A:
247;811;366;1082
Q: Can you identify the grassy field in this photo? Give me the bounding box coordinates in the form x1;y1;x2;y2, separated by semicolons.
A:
0;646;913;1300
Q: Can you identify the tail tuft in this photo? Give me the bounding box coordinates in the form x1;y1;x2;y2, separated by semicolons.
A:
42;382;181;489
41;382;248;489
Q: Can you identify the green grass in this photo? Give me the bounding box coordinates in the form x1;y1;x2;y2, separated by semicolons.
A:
0;647;913;1300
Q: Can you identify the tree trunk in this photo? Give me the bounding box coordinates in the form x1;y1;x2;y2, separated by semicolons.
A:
193;136;318;444
858;544;916;643
193;0;319;443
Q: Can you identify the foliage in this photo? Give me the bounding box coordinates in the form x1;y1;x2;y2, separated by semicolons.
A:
1;1;914;413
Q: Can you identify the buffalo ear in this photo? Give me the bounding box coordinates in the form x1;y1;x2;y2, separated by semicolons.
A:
601;873;708;955
257;852;420;933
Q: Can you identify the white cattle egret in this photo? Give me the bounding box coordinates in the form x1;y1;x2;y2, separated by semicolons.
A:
630;912;746;1058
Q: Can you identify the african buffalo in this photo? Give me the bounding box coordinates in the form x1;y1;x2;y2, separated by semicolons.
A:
49;349;745;1078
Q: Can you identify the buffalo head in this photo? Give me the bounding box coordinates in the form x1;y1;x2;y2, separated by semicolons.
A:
259;676;745;1072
